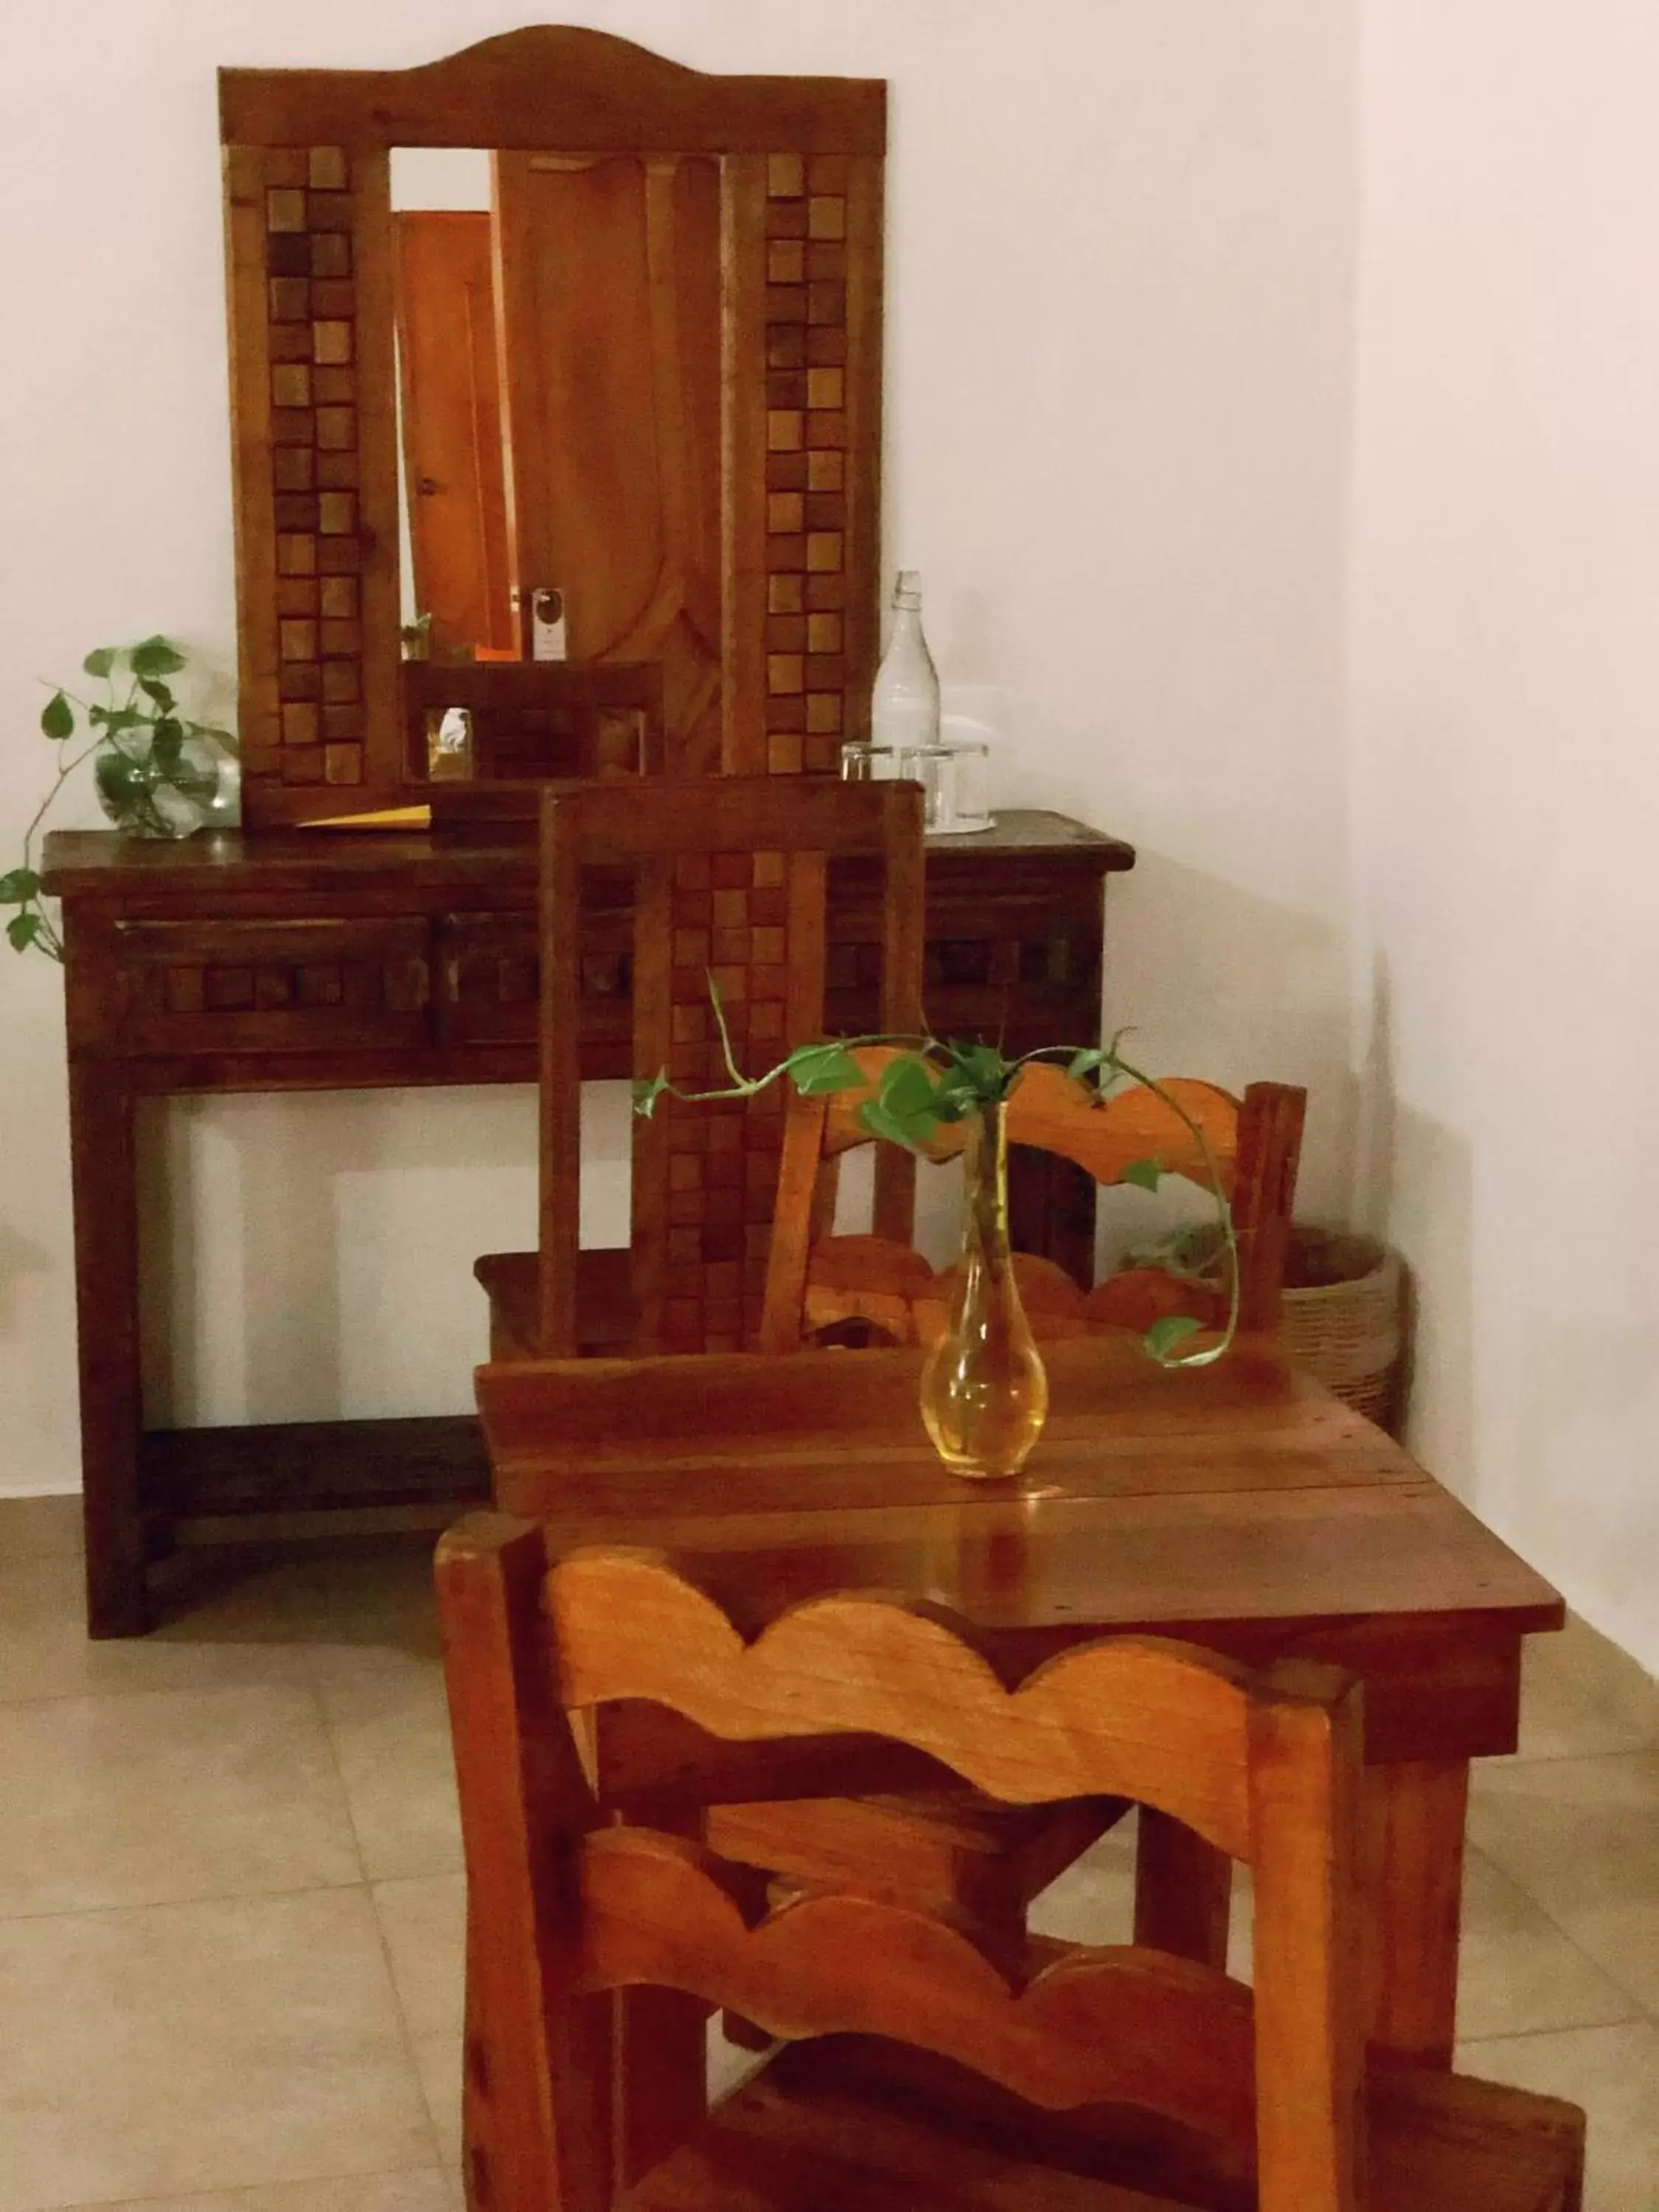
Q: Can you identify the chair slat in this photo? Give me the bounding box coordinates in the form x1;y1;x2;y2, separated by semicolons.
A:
768;1045;1306;1360
577;1825;1256;2150
549;1551;1254;1856
818;1052;1242;1194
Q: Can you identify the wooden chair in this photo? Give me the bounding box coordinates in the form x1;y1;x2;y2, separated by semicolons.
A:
438;1518;1587;2211
474;777;924;1361
759;1047;1308;1353
471;775;1098;1983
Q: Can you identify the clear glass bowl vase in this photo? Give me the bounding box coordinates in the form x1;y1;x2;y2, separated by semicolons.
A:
94;731;237;840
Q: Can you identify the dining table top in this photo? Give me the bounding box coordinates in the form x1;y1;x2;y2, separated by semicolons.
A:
475;1333;1562;1747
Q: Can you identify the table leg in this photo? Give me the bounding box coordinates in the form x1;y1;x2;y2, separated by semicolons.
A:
1367;1759;1470;2067
613;1986;707;2187
68;1065;148;1636
1133;1808;1232;1967
613;1803;708;2187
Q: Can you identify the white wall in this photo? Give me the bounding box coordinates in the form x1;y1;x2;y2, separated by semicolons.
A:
0;1;1357;1483
1348;1;1659;1672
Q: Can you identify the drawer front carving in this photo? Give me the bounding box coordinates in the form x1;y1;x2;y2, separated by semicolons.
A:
826;914;1101;1045
112;917;431;1057
436;910;633;1061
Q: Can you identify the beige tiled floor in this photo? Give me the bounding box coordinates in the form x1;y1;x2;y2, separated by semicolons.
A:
2;1496;1656;2211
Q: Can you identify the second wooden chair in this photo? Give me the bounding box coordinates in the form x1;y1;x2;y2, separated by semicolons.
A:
759;1046;1308;1353
475;776;924;1360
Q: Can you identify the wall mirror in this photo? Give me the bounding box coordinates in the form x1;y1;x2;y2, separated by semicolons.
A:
219;29;886;827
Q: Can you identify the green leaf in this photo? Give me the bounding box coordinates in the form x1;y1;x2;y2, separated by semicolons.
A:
1144;1313;1204;1364
1066;1047;1107;1081
0;869;41;903
928;1072;981;1123
876;1054;939;1116
631;1070;669;1119
128;634;187;678
90;706;145;734
139;678;176;715
945;1040;1011;1099
858;1096;928;1151
856;1054;946;1150
7;913;44;953
82;647;118;679
1119;1156;1164;1192
787;1043;867;1096
40;692;74;740
150;718;184;778
94;747;150;807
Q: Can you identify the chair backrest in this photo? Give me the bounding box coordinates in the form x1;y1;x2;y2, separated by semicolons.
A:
760;1046;1307;1352
403;658;666;782
438;1514;1366;2212
537;779;925;1357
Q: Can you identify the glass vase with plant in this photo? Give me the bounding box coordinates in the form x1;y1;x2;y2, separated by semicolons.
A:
636;998;1239;1478
2;637;237;960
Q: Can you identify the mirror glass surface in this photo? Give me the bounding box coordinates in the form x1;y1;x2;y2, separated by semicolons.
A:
389;145;723;779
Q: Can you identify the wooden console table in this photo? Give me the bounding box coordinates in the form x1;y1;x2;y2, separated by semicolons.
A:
44;810;1133;1635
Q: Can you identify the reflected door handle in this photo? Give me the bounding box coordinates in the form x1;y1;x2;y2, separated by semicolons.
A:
417;476;442;497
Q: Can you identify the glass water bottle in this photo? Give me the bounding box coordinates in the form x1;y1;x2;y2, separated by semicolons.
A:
871;570;942;757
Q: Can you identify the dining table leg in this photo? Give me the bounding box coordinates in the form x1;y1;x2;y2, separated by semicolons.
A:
613;1986;709;2186
1366;1758;1470;2067
1133;1808;1232;1967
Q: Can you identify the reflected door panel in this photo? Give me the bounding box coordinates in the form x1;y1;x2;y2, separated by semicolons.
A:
393;212;515;661
493;151;724;771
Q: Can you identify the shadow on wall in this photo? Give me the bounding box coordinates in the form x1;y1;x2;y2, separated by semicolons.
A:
0;1219;54;1340
1347;953;1475;1495
1512;1311;1659;1672
136;1082;630;1429
1099;847;1358;1225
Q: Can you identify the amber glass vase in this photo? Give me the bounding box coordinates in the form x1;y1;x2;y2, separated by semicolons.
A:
919;1100;1049;1478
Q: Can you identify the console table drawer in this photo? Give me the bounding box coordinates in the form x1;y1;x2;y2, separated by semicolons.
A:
109;917;432;1057
437;908;633;1056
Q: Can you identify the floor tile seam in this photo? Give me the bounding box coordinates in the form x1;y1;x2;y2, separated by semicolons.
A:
305;1667;378;1889
40;2159;453;2211
0;1668;323;1712
1487;1741;1659;1771
1458;2013;1659;2054
0;1873;378;1930
312;1669;452;2176
1461;1823;1659;2023
1464;1840;1659;2023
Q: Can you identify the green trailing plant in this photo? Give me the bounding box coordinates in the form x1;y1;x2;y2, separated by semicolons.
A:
4;636;234;960
633;995;1240;1370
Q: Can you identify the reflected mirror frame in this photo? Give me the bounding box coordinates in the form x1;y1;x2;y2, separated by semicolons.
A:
218;27;886;827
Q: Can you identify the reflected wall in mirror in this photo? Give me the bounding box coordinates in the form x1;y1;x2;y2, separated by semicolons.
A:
220;29;886;826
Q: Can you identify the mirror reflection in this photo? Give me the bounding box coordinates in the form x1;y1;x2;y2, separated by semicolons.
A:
389;146;723;779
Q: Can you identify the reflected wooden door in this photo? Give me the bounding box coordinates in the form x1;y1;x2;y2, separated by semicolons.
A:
393;212;516;661
492;152;724;772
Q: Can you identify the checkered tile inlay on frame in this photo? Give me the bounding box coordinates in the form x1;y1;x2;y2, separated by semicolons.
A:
656;846;796;1349
762;153;851;776
262;145;367;792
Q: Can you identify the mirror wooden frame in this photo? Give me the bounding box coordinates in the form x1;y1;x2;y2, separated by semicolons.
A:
219;27;886;827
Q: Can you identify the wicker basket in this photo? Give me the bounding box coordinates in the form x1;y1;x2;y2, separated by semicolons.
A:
1276;1228;1405;1432
1158;1222;1406;1433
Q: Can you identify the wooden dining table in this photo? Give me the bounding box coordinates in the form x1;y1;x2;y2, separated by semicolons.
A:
475;1330;1565;2075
